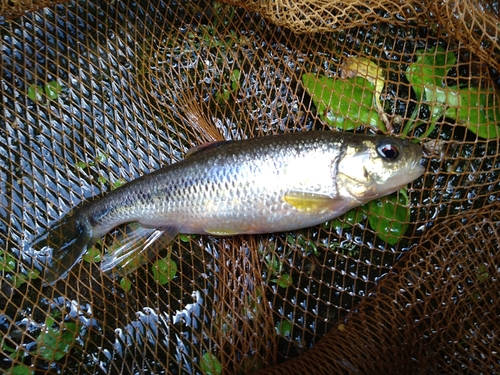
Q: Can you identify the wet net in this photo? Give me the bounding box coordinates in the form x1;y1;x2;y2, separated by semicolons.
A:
0;0;499;374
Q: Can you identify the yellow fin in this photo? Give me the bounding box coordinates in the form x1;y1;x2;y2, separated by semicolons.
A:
283;192;343;214
203;227;240;236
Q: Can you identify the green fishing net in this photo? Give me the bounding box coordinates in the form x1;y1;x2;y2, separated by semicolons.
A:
0;0;499;374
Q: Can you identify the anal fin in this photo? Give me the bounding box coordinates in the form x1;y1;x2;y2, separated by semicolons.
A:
203;228;240;236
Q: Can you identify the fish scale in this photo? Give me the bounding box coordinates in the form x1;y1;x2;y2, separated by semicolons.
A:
26;131;424;284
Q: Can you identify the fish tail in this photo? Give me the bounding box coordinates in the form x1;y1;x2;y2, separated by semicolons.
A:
29;215;93;285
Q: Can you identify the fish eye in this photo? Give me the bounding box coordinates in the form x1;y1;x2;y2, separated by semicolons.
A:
376;142;400;160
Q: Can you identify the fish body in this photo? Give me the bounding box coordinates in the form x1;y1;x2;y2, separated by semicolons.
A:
29;132;424;284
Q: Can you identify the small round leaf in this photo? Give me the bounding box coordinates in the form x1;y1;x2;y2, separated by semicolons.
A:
368;190;409;245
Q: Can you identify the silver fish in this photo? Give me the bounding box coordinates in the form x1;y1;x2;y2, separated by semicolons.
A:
28;132;424;284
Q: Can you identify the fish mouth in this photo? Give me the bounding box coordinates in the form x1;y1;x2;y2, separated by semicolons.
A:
411;156;425;172
378;160;425;195
407;163;425;180
409;159;426;179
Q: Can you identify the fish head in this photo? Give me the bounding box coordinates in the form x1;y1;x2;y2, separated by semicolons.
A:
337;136;425;202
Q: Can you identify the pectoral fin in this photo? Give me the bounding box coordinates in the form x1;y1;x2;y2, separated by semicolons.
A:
283;191;349;215
100;223;178;277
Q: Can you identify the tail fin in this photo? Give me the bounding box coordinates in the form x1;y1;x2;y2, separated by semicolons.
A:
28;216;93;286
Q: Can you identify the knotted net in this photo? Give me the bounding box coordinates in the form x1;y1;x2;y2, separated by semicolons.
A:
0;0;499;374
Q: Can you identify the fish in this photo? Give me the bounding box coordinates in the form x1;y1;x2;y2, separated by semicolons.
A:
27;131;425;285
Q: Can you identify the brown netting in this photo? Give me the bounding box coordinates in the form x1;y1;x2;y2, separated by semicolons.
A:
0;0;68;20
222;0;500;72
1;0;499;374
256;203;500;374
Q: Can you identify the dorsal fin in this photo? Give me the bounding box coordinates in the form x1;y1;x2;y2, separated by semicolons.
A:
185;140;232;158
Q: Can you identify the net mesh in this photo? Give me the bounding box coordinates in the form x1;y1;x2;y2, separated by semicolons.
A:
257;203;500;374
0;0;499;374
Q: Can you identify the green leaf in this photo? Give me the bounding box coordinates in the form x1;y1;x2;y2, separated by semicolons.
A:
13;273;29;288
340;57;390;129
302;73;384;130
1;338;16;354
201;352;222;375
0;250;16;272
216;89;230;102
94;152;107;163
27;85;44;101
230;69;240;91
178;234;190;242
405;46;456;100
7;364;34;375
28;269;40;280
402;46;500;139
276;319;293;337
37;320;79;361
368;190;410;245
44;81;62;100
97;175;108;185
273;273;293;288
112;178;127;190
152;257;177;285
75;161;88;170
328;207;366;230
264;253;280;275
446;87;500;139
411;71;500;140
120;277;132;292
0;336;24;361
83;247;102;263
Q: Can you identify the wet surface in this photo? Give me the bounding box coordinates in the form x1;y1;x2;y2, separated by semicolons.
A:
0;0;499;373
